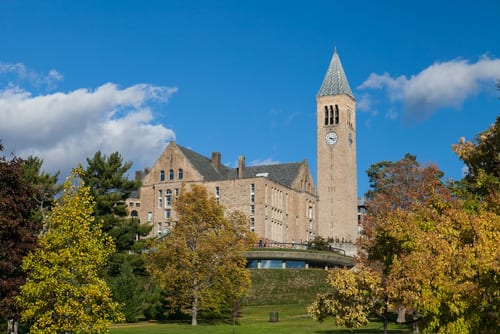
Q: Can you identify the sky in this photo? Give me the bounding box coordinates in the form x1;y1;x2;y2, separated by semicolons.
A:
1;0;499;197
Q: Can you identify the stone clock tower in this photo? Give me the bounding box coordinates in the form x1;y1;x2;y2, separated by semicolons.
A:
316;49;358;242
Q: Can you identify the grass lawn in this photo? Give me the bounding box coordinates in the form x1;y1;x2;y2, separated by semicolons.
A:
110;304;410;334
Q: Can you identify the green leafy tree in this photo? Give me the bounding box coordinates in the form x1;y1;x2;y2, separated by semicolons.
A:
147;184;256;325
18;169;123;333
0;143;40;333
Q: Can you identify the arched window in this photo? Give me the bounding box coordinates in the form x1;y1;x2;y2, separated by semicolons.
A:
324;106;329;125
169;169;174;180
160;170;165;181
335;105;339;124
178;168;183;180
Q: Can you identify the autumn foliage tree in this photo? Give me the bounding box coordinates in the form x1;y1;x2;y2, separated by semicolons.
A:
18;169;123;333
147;184;255;326
309;115;500;333
0;143;39;333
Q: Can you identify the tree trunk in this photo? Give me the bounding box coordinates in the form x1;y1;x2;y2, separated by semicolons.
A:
191;293;198;326
7;318;18;334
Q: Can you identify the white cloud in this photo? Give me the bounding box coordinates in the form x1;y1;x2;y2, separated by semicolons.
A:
0;81;178;179
0;62;63;89
248;158;281;166
358;55;500;121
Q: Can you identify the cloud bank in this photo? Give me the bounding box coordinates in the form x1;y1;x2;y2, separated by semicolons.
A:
358;55;500;121
0;64;177;179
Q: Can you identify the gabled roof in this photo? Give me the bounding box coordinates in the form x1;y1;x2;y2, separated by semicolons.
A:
318;48;354;99
177;144;304;189
177;144;231;181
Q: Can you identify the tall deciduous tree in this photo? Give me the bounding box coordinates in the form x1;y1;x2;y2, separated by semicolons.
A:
147;184;255;326
0;143;39;333
18;169;123;333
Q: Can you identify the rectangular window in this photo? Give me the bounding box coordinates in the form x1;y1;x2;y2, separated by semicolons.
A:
215;186;220;204
250;183;255;194
157;222;162;235
166;189;172;207
165;209;171;219
147;212;152;222
175;188;179;198
129;202;134;207
135;202;140;207
251;205;255;215
158;190;163;208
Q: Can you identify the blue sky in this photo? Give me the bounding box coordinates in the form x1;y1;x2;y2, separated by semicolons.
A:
1;0;499;197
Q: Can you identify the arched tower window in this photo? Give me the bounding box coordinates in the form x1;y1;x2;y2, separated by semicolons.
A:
324;106;329;125
335;105;339;124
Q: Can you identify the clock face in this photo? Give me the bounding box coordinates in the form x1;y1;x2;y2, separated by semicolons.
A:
325;131;338;145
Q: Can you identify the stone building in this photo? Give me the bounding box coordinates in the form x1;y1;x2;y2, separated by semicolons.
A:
127;49;358;245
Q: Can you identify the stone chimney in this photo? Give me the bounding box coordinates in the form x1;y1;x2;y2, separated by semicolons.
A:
211;152;222;170
237;156;245;178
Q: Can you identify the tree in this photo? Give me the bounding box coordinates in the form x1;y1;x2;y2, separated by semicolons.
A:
18;169;123;333
80;151;152;322
80;151;146;252
308;266;383;328
0;143;40;334
452;115;500;213
21;156;61;225
147;184;255;325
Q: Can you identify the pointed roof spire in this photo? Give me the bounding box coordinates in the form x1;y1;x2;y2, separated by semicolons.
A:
318;48;354;99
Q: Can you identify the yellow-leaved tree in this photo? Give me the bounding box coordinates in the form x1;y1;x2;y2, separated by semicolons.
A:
147;184;255;326
17;169;123;333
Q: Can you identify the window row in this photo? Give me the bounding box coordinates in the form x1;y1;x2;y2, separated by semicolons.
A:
160;168;184;181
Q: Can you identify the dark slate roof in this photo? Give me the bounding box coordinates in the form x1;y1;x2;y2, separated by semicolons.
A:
177;144;231;181
178;144;302;188
318;48;354;99
240;163;302;188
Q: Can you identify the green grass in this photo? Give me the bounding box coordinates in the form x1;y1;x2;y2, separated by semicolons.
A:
110;304;410;334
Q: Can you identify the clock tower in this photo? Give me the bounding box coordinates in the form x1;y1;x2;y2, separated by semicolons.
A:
316;49;358;242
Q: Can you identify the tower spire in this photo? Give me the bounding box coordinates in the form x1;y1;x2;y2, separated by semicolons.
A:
318;49;354;99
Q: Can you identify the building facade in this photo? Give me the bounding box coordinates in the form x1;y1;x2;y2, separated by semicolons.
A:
128;49;358;245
